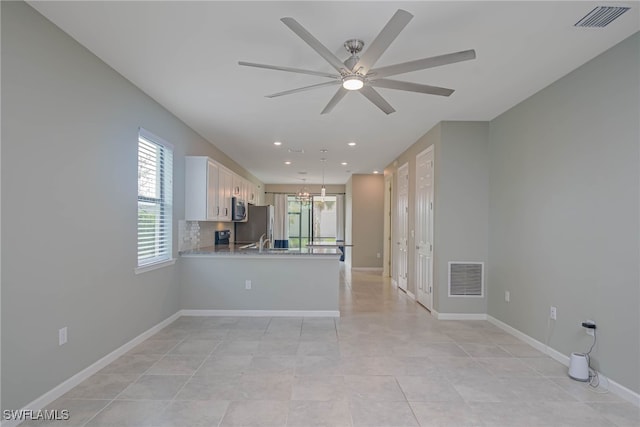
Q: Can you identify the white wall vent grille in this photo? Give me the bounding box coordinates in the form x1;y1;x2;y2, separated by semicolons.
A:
448;262;484;297
575;6;630;27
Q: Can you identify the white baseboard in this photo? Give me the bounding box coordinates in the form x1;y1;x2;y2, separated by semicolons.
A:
430;309;439;318
351;267;384;272
487;315;640;407
406;291;416;300
1;311;181;427
180;309;340;318
437;313;488;320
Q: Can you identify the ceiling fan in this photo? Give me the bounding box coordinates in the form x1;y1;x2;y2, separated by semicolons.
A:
239;9;476;115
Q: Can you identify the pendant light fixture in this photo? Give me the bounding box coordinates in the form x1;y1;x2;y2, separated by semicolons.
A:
320;157;327;199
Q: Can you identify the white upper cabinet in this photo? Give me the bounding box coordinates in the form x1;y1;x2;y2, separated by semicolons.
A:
231;174;243;200
218;166;233;221
185;156;219;221
207;160;219;220
185;156;256;221
247;181;257;204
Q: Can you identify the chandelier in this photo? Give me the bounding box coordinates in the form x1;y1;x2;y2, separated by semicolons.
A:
296;179;311;205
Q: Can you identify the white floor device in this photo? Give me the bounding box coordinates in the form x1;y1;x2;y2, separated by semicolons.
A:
568;352;590;381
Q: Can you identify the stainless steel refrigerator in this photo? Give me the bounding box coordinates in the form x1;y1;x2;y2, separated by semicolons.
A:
234;205;274;244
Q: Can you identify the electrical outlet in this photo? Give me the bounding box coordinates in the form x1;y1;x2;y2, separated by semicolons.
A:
505;291;510;302
245;280;251;290
550;306;557;320
585;319;595;336
58;327;67;346
377;253;381;259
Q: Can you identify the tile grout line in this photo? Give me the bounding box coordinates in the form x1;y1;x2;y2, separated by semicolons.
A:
78;332;190;426
162;339;225;422
393;376;422;427
78;325;198;426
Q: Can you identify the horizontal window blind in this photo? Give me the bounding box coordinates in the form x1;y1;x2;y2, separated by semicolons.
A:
137;129;173;267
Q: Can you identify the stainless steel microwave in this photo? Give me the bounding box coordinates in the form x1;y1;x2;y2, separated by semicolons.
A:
231;197;247;222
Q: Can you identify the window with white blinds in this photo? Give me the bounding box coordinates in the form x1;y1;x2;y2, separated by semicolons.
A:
137;128;173;267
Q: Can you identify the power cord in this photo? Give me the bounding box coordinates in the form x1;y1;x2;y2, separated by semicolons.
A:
583;328;609;394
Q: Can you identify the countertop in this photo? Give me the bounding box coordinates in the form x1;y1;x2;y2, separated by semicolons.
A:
180;244;342;258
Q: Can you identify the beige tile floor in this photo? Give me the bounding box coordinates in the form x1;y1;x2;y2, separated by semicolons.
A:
23;269;639;426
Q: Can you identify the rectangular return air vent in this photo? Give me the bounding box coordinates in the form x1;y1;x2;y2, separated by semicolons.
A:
575;6;630;27
449;262;484;297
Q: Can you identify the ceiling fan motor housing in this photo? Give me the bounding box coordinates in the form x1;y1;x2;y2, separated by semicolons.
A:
344;39;365;56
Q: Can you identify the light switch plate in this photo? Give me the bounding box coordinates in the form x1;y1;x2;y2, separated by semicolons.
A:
59;327;67;346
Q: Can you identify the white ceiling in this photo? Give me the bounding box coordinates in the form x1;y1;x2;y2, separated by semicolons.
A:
29;1;639;184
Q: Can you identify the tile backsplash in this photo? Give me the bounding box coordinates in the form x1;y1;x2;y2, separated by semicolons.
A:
179;220;229;251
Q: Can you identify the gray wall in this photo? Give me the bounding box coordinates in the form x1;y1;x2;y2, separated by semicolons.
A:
1;1;261;410
385;122;489;314
350;174;385;268
435;122;489;313
344;177;353;268
488;33;640;394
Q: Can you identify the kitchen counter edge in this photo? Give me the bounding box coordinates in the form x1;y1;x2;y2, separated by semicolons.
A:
179;245;342;258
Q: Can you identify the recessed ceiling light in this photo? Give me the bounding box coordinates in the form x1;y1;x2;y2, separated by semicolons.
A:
341;162;348;166
273;141;282;146
348;142;356;147
373;170;380;174
284;161;291;165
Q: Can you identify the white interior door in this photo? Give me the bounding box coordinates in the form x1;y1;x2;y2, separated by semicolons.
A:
383;174;392;277
397;163;409;292
415;148;434;310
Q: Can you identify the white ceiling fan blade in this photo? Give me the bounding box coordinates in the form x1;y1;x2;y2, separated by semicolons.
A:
265;80;340;98
239;62;340;79
321;87;348;114
370;49;476;79
281;17;347;74
359;86;395;115
353;9;413;74
369;79;454;97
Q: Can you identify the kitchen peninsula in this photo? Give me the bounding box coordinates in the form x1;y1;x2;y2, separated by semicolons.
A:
179;245;341;316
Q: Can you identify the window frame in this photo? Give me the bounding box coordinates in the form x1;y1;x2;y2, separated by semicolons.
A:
135;128;175;273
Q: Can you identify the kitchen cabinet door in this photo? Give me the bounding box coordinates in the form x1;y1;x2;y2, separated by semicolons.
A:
207;160;219;220
247;182;257;204
232;174;243;199
185;156;220;221
218;167;233;221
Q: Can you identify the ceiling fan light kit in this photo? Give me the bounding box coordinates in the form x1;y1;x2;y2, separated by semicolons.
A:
342;75;364;90
239;9;476;114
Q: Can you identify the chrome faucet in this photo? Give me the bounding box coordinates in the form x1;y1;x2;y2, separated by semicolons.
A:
258;234;270;252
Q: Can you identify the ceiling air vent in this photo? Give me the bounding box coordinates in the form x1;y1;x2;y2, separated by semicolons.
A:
449;262;484;297
575;6;630;27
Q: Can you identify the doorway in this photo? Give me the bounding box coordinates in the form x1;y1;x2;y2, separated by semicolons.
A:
415;147;434;311
287;195;338;248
